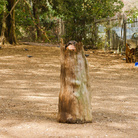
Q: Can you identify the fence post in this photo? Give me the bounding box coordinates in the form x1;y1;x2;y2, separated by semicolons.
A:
123;16;127;52
58;18;65;41
58;18;61;41
107;17;111;49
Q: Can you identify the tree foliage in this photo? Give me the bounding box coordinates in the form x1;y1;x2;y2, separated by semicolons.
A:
125;7;138;23
0;0;124;44
0;0;7;31
52;0;124;43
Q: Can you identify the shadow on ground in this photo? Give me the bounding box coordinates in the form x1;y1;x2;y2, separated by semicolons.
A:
0;45;137;137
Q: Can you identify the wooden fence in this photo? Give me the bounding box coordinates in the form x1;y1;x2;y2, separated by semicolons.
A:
57;15;138;53
94;15;138;53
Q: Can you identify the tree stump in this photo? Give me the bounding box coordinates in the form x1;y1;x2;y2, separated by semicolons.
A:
58;39;92;123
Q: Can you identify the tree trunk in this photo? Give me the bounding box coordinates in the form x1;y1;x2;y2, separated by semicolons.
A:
32;0;41;40
6;0;17;44
58;39;92;124
0;1;6;45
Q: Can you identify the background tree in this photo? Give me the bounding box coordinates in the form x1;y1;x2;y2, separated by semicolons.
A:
0;0;7;44
0;0;17;45
6;0;17;44
0;0;124;45
15;0;56;42
52;0;124;44
125;7;138;23
15;0;35;41
32;0;42;40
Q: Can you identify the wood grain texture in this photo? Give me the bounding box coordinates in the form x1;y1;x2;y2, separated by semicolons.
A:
58;39;92;123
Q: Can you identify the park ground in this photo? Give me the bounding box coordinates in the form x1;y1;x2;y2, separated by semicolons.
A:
0;44;138;138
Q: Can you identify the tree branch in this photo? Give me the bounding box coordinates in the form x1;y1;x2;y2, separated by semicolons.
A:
5;0;20;19
23;0;51;42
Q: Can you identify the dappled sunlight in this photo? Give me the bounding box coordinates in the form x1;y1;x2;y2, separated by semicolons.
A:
21;95;58;102
0;46;137;137
0;56;15;59
107;122;132;129
108;64;135;69
94;71;108;74
25;70;59;76
0;69;16;74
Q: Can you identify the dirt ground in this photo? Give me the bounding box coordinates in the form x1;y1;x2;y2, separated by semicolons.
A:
0;44;137;138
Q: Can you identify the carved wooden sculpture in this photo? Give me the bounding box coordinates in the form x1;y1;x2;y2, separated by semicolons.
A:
58;39;92;123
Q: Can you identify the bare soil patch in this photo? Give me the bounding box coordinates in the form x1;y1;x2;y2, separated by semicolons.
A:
0;44;138;138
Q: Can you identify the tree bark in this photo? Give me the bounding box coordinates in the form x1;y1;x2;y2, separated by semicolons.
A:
6;0;17;44
58;39;92;124
32;0;41;40
0;1;6;45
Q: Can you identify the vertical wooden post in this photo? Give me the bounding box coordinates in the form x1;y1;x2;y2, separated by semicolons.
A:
94;18;98;46
58;18;62;41
61;20;65;37
107;17;111;48
58;39;92;124
123;16;127;52
112;32;115;50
